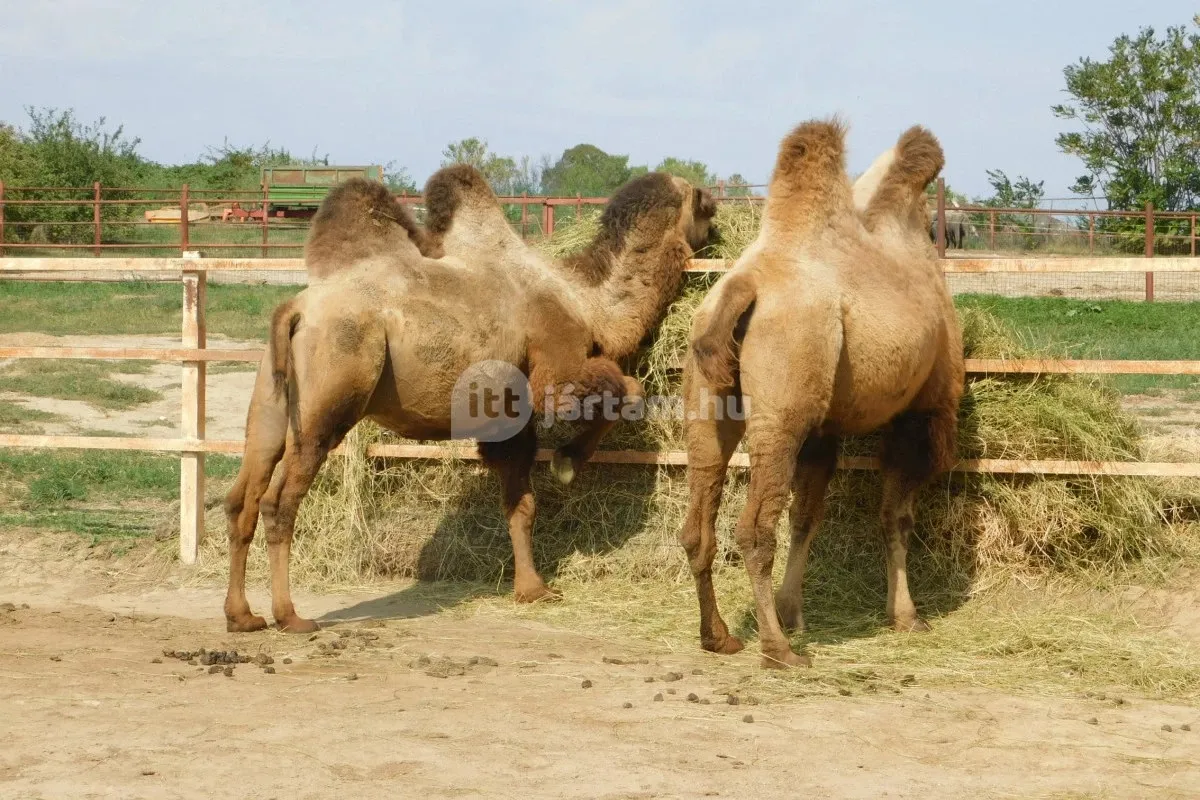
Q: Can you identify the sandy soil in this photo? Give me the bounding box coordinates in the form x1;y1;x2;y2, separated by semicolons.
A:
1;534;1197;800
0;333;260;441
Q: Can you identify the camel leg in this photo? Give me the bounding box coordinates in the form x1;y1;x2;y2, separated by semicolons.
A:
223;357;287;632
680;379;745;654
737;428;808;668
775;433;838;633
544;357;642;485
879;410;954;632
480;425;557;603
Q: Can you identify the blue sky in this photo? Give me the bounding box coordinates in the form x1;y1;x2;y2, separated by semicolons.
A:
1;2;1195;201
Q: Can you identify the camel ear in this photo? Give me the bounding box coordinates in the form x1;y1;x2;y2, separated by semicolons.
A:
693;187;717;219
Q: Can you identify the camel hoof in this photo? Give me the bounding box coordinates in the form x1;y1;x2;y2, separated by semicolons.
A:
276;616;319;634
701;635;744;655
550;450;577;485
226;614;268;633
891;616;931;633
761;650;811;669
514;583;562;604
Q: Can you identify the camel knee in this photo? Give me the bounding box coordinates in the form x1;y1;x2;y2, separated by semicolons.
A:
679;522;716;576
223;486;245;524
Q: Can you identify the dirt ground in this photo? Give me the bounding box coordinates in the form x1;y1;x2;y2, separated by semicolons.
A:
0;332;260;441
1;534;1198;800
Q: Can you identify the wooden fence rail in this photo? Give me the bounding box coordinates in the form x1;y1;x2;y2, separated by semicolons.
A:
1;255;1199;564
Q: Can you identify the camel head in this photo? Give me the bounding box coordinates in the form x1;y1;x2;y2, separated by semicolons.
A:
581;172;716;271
564;173;716;357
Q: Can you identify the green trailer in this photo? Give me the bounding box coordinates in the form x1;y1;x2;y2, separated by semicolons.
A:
260;165;384;217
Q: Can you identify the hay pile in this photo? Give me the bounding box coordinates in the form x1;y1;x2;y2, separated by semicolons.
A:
196;209;1182;600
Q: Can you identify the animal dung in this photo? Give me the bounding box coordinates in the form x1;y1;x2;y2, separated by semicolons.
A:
581;679;593;689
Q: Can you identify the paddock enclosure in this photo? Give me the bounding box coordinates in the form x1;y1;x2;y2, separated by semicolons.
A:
1;177;1200;565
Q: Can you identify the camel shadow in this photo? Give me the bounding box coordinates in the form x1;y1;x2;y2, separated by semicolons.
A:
317;446;658;625
729;396;984;648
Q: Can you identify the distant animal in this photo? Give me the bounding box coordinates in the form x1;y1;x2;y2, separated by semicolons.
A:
929;208;967;248
679;119;964;668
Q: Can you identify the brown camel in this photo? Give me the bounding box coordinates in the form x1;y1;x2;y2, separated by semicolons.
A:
680;119;964;668
222;168;716;633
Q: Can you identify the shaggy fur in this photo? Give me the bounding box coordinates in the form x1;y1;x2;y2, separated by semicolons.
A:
305;178;439;279
221;167;716;633
679;120;964;669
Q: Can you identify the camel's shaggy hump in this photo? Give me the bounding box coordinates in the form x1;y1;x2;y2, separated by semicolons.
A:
423;164;497;241
305;178;435;279
859;126;944;231
767;118;851;233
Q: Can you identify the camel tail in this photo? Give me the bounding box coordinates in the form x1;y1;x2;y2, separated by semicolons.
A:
269;299;300;397
690;271;757;389
861;126;945;226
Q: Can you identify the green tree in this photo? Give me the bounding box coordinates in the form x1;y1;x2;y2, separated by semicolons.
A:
977;170;1045;209
654;157;716;188
1053;19;1200;212
440;137;518;194
382;161;418;194
0;108;148;244
722;172;757;197
540;144;644;197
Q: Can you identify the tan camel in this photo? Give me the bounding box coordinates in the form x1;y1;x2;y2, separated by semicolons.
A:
222;168;716;633
679;119;963;668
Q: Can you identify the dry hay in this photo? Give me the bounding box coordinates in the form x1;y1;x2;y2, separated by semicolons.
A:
191;209;1200;699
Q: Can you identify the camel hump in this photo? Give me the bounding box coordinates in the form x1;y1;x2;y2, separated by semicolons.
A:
776;118;848;176
861;126;945;226
894;126;944;187
768;117;851;231
690;270;757;389
305;177;435;274
269;298;301;397
423;164;498;239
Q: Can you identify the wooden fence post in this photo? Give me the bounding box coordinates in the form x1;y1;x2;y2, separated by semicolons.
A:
520;192;528;238
1088;213;1095;255
1191;214;1196;257
544;202;555;238
0;180;5;258
576;192;582;222
989;209;995;252
935;178;947;258
93;182;101;256
180;254;206;565
1145;201;1155;302
179;184;190;254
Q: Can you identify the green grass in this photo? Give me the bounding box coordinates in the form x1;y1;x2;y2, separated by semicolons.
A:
956;295;1200;392
0;359;161;410
0;450;241;542
0;281;299;340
